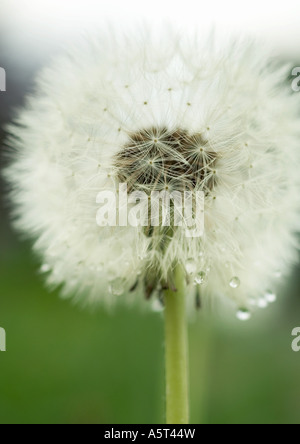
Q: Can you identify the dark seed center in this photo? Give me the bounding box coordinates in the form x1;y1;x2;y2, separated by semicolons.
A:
114;127;218;194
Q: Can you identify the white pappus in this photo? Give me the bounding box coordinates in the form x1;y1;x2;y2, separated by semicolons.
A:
4;28;300;318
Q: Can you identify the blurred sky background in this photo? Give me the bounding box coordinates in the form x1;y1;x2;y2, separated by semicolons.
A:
1;0;300;424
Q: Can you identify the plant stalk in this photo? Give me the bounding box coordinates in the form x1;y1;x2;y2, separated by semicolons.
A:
164;265;189;424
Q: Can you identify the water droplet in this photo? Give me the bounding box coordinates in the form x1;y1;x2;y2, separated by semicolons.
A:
230;277;240;289
109;278;125;296
264;290;277;303
151;298;164;313
40;264;51;273
194;271;206;285
236;309;251;321
186;259;197;275
257;298;268;308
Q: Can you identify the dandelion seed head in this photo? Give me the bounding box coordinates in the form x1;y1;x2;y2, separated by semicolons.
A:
3;28;300;315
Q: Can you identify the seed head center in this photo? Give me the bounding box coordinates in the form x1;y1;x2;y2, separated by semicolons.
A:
114;127;218;194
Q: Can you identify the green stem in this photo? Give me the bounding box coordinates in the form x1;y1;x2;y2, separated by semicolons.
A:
164;265;190;424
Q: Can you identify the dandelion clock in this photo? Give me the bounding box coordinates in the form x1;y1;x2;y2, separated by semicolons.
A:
4;28;300;424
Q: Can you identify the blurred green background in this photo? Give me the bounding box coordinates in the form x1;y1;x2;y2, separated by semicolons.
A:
1;1;300;425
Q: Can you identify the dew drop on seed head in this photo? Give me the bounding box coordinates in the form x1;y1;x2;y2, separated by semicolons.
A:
109;278;125;296
264;290;277;303
236;309;251;321
40;264;51;273
151;298;164;312
230;277;240;289
257;298;268;308
194;271;206;285
186;258;197;275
